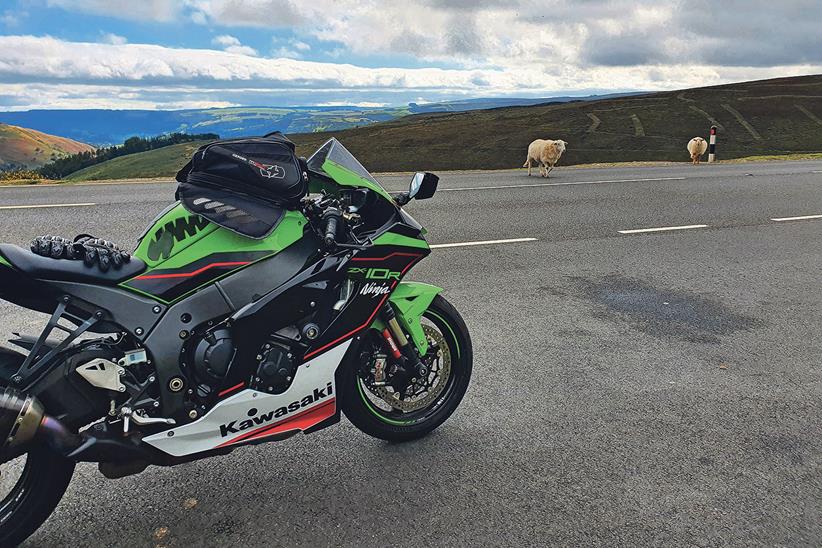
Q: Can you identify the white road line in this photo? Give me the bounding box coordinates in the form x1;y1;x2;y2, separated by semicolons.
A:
812;170;822;174
618;224;708;235
438;176;687;192
770;214;822;222
0;202;96;210
430;237;537;249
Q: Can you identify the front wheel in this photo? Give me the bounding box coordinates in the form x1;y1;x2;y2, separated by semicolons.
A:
340;295;472;442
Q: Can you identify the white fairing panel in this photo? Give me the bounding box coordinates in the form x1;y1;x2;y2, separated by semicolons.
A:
144;341;351;457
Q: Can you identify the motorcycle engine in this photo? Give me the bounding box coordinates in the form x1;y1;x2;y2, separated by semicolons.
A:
254;341;297;394
189;325;304;396
192;329;235;385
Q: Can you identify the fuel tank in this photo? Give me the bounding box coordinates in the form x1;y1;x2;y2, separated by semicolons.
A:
120;202;310;303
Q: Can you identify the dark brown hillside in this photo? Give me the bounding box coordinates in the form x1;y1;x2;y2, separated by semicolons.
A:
289;75;822;172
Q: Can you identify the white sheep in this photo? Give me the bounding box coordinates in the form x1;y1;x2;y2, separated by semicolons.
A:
523;139;567;177
687;137;708;164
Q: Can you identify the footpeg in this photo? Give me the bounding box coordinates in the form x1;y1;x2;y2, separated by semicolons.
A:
121;406;175;434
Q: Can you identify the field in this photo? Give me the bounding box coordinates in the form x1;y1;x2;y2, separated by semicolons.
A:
66;141;210;181
0;124;95;170
57;75;822;179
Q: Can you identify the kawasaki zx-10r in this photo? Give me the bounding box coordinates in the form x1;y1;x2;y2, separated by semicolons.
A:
0;136;472;546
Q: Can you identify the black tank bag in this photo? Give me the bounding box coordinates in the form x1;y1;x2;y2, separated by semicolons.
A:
176;132;308;238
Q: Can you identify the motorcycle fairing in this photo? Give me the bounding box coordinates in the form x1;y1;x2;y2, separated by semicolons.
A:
124;204;308;303
303;249;425;360
122;250;273;302
386;282;443;356
143;340;351;457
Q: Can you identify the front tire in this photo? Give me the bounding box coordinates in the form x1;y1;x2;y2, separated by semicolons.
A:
340;295;472;442
0;447;75;547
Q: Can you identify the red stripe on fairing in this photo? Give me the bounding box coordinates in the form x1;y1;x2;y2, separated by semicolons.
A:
134;261;251;280
218;398;336;448
350;252;423;262
303;293;391;360
303;252;423;360
218;381;246;398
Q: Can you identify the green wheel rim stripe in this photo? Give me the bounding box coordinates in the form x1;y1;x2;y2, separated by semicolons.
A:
357;304;461;426
357;380;414;426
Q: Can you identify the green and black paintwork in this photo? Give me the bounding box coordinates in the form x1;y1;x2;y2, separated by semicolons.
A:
0;139;442;424
120;205;308;303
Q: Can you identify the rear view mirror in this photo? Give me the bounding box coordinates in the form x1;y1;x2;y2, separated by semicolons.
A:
409;172;439;200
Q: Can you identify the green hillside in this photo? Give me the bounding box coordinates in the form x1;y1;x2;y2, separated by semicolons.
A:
66;141;211;181
63;75;822;180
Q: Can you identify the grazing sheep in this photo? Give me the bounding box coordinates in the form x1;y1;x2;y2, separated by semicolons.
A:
687;137;708;164
523;139;567;177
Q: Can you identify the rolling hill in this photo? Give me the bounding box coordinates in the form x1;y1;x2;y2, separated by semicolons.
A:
66;141;210;181
0;124;95;170
287;74;822;171
59;75;822;180
0;94;639;146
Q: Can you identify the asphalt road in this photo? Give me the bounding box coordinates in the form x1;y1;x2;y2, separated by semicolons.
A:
1;160;821;547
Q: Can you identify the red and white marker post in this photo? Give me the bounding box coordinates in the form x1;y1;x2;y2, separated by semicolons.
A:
708;125;717;163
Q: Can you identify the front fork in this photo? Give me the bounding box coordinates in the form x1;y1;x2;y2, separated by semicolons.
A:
379;304;429;384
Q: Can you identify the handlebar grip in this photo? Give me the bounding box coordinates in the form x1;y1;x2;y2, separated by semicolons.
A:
323;209;341;246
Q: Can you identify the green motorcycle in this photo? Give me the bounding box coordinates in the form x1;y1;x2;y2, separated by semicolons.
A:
0;135;472;546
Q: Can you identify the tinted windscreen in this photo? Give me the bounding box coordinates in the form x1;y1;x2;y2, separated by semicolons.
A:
306;138;382;186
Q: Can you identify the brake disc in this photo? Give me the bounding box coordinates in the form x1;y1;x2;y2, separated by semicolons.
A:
369;323;451;413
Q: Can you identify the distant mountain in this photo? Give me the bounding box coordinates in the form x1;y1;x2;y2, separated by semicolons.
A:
0;107;409;146
0;94;642;146
407;93;645;113
0;124;95;170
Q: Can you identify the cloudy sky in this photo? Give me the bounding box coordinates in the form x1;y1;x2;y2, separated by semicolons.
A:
0;0;820;110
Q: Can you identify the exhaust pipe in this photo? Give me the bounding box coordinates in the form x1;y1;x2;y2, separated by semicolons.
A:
0;387;82;463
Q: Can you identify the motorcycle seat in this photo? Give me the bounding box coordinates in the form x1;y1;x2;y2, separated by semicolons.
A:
0;244;146;285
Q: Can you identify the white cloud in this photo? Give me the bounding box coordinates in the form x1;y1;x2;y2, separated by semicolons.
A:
2;35;821;95
1;34;821;110
187;0;307;27
36;1;822;72
270;38;311;59
317;101;388;107
190;10;208;25
101;33;128;45
212;35;258;56
0;83;241;110
272;47;303;59
213;35;241;47
45;0;181;22
1;11;20;26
